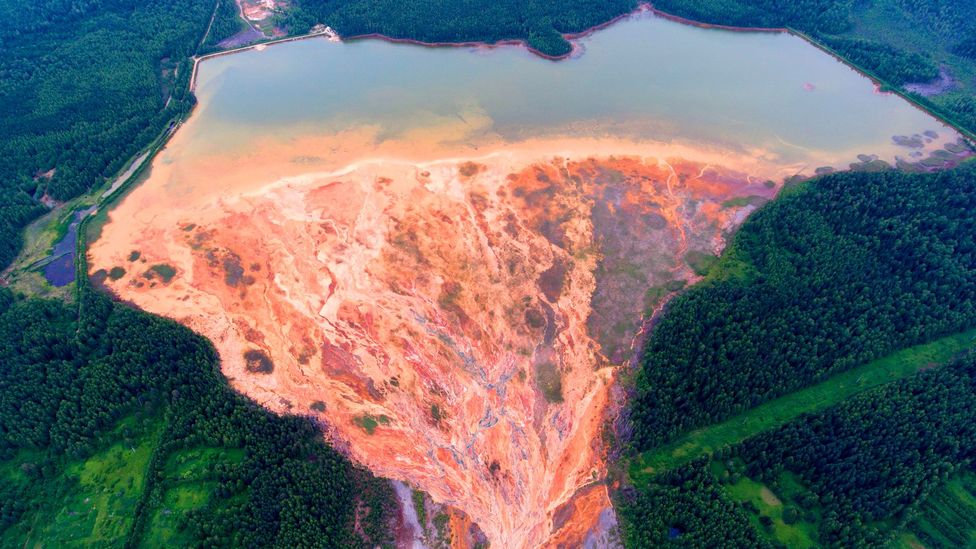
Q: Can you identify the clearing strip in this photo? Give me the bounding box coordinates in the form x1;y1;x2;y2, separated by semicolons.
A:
630;328;976;485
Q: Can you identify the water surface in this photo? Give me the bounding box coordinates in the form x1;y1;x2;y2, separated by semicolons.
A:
90;12;966;547
186;11;959;168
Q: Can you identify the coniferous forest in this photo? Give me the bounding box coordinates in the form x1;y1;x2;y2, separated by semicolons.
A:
631;164;976;450
282;0;635;57
0;283;395;546
2;0;976;547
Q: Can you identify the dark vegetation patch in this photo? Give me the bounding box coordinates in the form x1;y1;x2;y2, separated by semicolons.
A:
683;250;718;276
537;258;568;302
127;250;141;262
643;280;687;312
618;459;771;548
458;161;480;177
631;163;976;454
108;266;126;280
524;307;547;329
145;264;176;284
353;414;391;435
283;0;636;57
893;134;925;148
310;401;327;412
821;35;939;86
243;349;274;374
849;157;892;172
222;252;245;287
0;285;395;546
953;34;976;59
534;360;563;403
720;196;765;209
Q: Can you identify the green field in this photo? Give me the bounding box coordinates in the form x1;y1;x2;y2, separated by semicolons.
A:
1;414;163;547
897;471;976;549
140;446;245;546
631;328;976;484
716;462;820;548
0;406;253;548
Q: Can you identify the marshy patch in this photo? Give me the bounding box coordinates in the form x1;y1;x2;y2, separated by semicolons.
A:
127;250;141;261
222;252;245;287
538;258;569;302
684;250;718;276
354;414;390;435
108;266;126;280
892;134;925;148
243;349;274;374
310;401;327;412
644;279;687;312
524;307;547;329
143;263;176;283
721;195;766;210
850;154;891;172
534;360;563;404
458;161;481;177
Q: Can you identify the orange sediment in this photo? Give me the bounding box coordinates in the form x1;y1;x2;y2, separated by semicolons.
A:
89;119;787;546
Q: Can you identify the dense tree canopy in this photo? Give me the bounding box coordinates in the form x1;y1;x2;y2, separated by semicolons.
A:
734;354;976;546
0;0;226;268
0;285;395;546
631;164;976;449
820;35;939;85
283;0;636;57
653;0;851;34
618;459;770;548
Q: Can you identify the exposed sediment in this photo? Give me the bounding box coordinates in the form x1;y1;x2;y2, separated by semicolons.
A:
90;125;784;546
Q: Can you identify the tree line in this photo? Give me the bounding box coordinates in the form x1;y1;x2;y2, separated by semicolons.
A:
620;351;976;548
631;163;976;449
617;458;771;548
0;284;396;546
732;353;976;547
281;0;636;57
649;0;976;135
0;0;243;268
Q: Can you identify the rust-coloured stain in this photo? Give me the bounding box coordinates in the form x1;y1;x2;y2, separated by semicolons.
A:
89;128;781;546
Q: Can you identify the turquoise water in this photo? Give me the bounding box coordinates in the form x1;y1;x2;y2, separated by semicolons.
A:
188;11;958;167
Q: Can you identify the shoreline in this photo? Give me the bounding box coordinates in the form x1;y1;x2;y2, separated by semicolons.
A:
184;3;976;143
643;6;976;143
79;7;975;543
189;29;334;91
341;5;644;61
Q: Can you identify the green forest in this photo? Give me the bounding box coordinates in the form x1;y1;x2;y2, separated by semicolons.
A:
631;164;976;449
621;165;976;547
0;282;395;546
282;0;635;56
3;0;976;547
620;351;976;547
0;0;217;267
